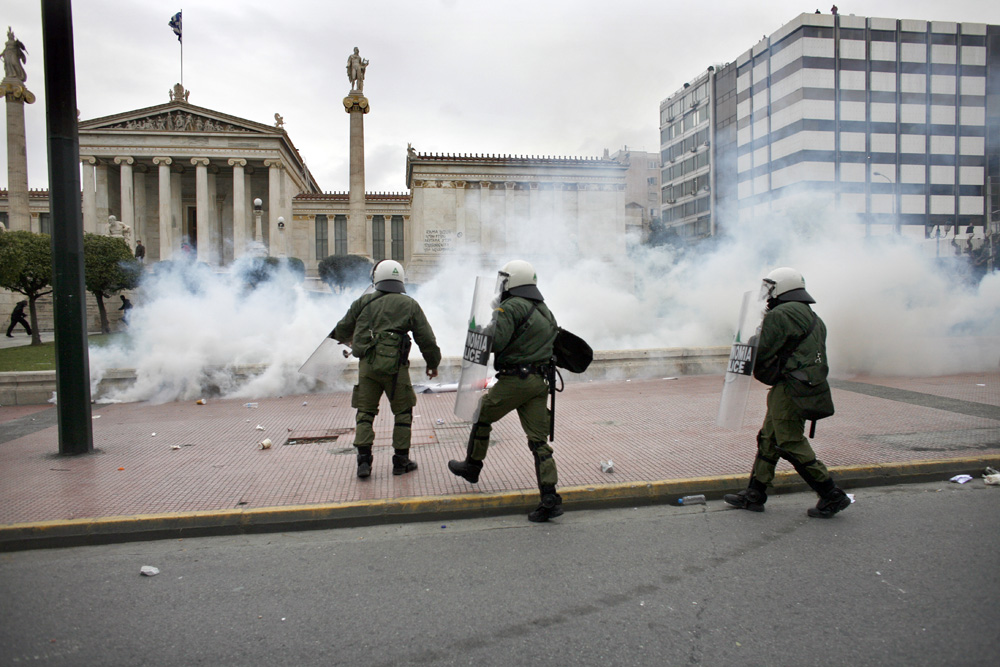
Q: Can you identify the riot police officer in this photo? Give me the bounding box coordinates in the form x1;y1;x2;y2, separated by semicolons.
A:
331;260;441;479
724;267;849;518
448;260;564;522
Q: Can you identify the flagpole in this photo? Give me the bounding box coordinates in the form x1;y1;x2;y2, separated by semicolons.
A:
180;8;183;87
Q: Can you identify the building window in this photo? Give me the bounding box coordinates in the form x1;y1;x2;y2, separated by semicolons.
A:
372;215;385;261
39;213;51;235
315;214;328;259
0;212;8;229
334;215;347;255
391;216;404;261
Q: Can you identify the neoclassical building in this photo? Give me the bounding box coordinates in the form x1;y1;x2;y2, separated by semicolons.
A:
3;84;651;281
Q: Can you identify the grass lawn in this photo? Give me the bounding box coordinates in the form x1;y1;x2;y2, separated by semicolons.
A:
0;334;126;372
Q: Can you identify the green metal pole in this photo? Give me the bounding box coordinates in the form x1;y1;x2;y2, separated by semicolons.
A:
41;0;93;455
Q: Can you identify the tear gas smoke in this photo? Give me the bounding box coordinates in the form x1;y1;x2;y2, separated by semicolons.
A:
89;200;999;404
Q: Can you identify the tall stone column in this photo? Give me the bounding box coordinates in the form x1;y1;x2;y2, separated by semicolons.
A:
264;158;283;253
133;168;147;250
114;156;134;246
95;161;109;231
152;157;173;259
229;159;247;258
343;92;370;256
191;157;210;263
1;76;35;231
80;156;97;233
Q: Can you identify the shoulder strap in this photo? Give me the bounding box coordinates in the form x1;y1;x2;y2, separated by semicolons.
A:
327;291;387;339
509;301;540;345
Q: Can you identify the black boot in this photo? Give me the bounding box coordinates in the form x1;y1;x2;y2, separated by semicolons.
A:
528;485;564;522
356;447;373;479
447;458;483;484
392;450;418;476
724;479;767;512
808;487;850;518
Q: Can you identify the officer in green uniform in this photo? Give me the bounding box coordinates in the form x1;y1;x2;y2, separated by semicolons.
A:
448;260;563;522
724;267;850;518
331;260;441;479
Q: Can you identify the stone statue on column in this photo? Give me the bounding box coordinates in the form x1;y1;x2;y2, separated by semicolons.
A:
346;47;368;93
2;27;27;82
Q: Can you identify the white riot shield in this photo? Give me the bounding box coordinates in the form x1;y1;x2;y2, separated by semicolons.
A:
454;276;500;422
298;284;376;384
298;337;348;385
716;290;765;430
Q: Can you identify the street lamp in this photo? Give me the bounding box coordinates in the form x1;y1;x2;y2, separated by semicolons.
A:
872;171;897;234
277;216;286;257
253;198;263;243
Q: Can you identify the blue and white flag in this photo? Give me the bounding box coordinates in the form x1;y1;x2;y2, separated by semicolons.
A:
168;11;182;43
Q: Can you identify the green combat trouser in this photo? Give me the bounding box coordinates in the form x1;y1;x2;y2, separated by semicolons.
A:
467;374;557;486
752;382;831;488
351;362;417;451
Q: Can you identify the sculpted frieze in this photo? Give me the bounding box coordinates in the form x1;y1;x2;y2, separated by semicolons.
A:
101;110;252;133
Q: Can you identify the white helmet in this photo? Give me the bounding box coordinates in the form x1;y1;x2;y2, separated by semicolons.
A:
761;267;814;303
498;259;543;301
372;259;405;293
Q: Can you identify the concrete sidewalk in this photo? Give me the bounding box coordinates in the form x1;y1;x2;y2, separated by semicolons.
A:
1;371;999;550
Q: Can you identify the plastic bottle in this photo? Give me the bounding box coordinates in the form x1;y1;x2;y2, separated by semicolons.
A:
679;494;706;505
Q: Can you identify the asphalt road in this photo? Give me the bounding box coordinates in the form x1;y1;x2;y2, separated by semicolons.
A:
1;480;998;666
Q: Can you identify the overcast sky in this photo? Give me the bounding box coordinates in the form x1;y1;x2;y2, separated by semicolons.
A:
3;0;998;194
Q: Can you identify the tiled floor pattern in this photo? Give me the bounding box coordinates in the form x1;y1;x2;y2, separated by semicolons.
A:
1;372;998;524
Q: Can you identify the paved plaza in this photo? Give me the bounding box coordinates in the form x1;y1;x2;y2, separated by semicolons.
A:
1;370;999;549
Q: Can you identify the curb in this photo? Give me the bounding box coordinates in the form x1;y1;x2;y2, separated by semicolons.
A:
1;456;997;552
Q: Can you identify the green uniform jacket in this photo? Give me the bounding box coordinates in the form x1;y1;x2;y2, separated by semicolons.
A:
757;300;834;418
331;291;442;371
492;296;558;369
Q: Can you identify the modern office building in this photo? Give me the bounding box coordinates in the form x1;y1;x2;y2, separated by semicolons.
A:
660;12;1000;241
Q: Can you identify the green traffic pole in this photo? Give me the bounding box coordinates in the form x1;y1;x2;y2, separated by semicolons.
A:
41;0;94;455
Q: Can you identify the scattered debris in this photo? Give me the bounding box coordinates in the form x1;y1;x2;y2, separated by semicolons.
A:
984;467;1000;486
117;467;125;471
255;425;265;431
950;474;973;484
171;445;181;450
244;403;258;409
48;392;57;405
436;418;444;425
140;566;160;577
678;494;706;506
600;460;614;473
302;401;308;406
414;382;460;394
92;415;101;419
662;377;678;380
259;438;272;450
196;399;207;405
151;433;157;437
847;493;856;503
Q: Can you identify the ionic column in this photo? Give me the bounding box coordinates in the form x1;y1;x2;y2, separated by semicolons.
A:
264;159;283;253
191;157;211;263
229;159;247;258
114;156;135;239
1;78;35;231
95;161;109;231
343;92;370;256
152;157;173;259
80;156;98;233
133;167;147;252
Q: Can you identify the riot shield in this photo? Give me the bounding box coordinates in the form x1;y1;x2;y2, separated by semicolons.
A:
298;337;349;385
298;284;376;384
454;276;500;422
716;290;765;430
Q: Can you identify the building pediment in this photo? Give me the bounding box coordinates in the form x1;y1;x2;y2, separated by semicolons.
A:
79;102;281;136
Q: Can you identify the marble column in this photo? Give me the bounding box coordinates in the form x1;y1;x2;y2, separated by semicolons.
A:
95;161;109;231
229;159;247;258
343;92;370;256
264;159;283;254
1;78;34;231
80;156;98;233
114;157;135;241
134;168;146;251
192;158;211;263
152;157;173;259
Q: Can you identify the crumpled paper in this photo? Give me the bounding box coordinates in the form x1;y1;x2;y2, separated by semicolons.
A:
949;474;973;484
140;566;160;576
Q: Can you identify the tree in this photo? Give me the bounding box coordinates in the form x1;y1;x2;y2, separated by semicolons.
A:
83;233;142;334
0;230;53;346
318;254;373;293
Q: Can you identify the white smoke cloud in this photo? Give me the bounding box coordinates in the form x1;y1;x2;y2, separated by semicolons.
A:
88;202;1000;404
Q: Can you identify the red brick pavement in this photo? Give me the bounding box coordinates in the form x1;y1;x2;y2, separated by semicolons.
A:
1;372;998;525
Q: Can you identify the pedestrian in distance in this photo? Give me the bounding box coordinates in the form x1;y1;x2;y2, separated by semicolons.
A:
6;300;31;337
448;260;565;522
331;260;441;479
118;295;133;327
134;240;146;263
724;267;849;518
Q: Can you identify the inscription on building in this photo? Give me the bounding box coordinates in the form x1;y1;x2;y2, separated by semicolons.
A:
424;229;455;253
